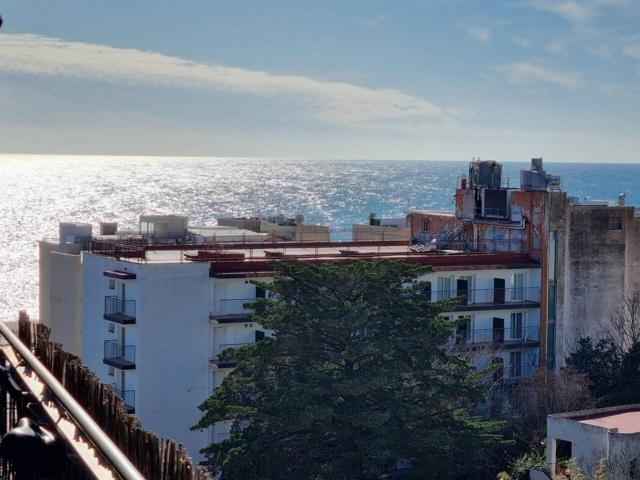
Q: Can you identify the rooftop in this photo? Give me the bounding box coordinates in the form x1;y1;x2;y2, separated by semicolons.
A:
552;404;640;434
87;239;540;274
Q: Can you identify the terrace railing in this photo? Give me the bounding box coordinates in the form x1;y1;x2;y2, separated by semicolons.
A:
104;296;136;324
211;298;255;317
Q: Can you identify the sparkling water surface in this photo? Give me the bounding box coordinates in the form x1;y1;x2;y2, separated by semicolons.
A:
1;155;639;321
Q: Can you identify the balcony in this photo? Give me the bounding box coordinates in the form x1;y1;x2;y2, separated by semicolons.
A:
103;340;136;370
210;298;255;322
109;384;135;413
454;325;539;349
210;342;252;368
434;287;541;311
494;363;537;383
103;296;136;324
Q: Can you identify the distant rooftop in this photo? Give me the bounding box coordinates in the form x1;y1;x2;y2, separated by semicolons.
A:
552;404;640;434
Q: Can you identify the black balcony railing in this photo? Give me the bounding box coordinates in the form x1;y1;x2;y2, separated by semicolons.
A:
491;363;537;383
103;341;136;370
454;326;540;347
209;342;253;368
109;384;135;413
433;287;541;307
104;296;136;324
211;298;254;317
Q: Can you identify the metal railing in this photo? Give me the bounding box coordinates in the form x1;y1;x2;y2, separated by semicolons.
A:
109;384;135;413
433;287;540;305
0;321;145;480
104;296;136;324
217;342;252;355
103;341;136;367
501;363;536;380
212;298;255;316
455;326;540;345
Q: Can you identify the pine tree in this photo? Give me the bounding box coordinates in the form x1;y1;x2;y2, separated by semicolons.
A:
194;260;504;479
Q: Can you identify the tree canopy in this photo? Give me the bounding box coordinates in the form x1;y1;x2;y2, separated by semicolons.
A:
194;260;504;479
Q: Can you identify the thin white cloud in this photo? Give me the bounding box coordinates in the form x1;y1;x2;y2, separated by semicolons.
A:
587;44;615;60
497;62;586;90
623;43;640;59
462;26;491;44
547;39;569;54
0;33;458;129
360;14;388;28
513;36;533;48
527;1;595;24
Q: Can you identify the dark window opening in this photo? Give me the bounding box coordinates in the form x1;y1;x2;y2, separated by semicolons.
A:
608;215;623;230
555;439;572;475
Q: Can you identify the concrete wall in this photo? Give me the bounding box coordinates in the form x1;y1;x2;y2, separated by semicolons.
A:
258;221;329;242
550;203;632;366
547;415;610;477
82;253;211;459
351;224;410;242
547;412;640;478
39;241;83;356
407;212;454;237
217;218;261;232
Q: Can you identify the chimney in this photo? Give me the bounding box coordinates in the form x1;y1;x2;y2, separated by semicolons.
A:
618;193;626;206
531;158;543;172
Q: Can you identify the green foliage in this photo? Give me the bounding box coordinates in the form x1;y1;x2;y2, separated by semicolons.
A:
194;260;505;479
497;450;546;480
567;336;640;406
566;337;621;402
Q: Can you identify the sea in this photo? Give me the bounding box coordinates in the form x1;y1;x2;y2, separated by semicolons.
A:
1;154;639;321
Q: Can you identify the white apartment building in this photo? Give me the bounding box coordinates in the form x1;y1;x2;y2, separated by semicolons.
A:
73;239;542;458
39;216;542;458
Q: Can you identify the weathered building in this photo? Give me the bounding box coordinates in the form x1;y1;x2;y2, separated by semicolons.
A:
408;158;640;369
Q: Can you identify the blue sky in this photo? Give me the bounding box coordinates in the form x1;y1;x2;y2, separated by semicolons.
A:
1;1;639;161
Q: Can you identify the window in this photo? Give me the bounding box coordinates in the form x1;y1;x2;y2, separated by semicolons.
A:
455;316;471;345
108;322;115;333
421;219;429;233
511;274;525;301
510;351;522;378
107;366;114;376
437;277;452;300
458;275;474;303
608;215;623;230
510;313;524;340
108;279;115;290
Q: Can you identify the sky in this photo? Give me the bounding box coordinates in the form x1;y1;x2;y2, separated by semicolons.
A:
0;1;639;161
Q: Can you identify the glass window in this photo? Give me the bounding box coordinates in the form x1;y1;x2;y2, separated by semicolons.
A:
511;273;525;301
437;276;452;300
510;351;522;378
510;312;523;339
108;279;115;290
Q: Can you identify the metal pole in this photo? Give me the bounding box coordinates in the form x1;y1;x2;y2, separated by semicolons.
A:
0;322;145;480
